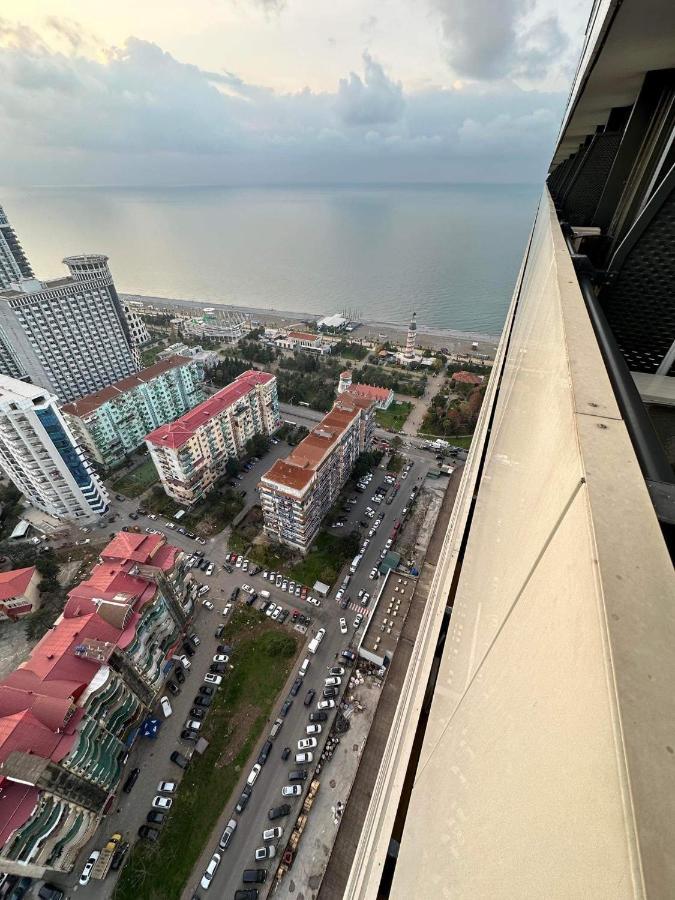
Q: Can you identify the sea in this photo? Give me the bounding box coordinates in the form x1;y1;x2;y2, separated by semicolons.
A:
1;184;541;336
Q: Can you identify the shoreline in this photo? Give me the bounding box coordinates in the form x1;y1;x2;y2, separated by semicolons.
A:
122;292;502;355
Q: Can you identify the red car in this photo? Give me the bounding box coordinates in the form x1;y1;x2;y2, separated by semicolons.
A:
291;609;300;619
300;586;308;599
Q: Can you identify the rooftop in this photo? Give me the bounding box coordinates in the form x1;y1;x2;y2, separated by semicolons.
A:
287;331;320;343
451;371;484;385
146;369;274;450
61;355;194;417
346;382;393;402
262;394;372;493
0;567;36;602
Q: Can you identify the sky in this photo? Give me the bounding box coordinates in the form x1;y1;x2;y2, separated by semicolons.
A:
0;0;593;186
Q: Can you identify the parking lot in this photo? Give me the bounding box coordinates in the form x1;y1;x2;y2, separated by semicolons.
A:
33;440;431;900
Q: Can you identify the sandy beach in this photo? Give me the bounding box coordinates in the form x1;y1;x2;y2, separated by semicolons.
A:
123;292;501;359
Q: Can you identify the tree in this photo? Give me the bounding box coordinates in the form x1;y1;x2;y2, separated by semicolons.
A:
225;457;240;477
390;435;403;451
246;434;270;458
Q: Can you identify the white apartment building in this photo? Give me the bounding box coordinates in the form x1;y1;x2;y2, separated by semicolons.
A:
0;254;138;402
123;300;151;365
0;205;33;291
260;393;374;553
146;370;280;504
0;376;109;521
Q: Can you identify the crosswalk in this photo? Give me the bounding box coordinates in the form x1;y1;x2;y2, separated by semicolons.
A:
334;597;370;616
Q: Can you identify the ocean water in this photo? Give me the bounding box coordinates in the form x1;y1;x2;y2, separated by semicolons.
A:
1;184;541;335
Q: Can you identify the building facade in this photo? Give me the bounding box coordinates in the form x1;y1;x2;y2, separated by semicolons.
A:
182;308;250;343
0;376;109;522
0;531;195;876
337;370;394;410
122;300;151;365
0;567;40;621
62;355;205;470
0;205;33;291
260;393;374;553
146;370;280;505
0;254;137;403
275;331;332;355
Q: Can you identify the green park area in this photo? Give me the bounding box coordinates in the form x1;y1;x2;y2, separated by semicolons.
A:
375;401;412;432
114;608;298;900
111;458;159;498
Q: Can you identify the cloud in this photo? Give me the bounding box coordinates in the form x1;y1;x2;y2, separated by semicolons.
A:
336;52;405;126
0;19;565;185
433;0;568;81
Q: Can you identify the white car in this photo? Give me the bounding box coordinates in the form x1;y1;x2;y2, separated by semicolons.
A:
235;556;243;567
174;654;191;670
325;676;342;686
241;583;254;594
266;603;277;618
152;795;172;809
79;851;100;885
204;673;222;685
158;781;176;793
160;696;173;717
309;597;321;607
335;588;345;602
353;614;363;629
222;604;232;617
295;751;314;763
306;723;322;735
272;606;282;620
297;737;318;750
202;599;214;610
206;563;214;576
263;826;283;840
213;654;229;663
282;784;302;797
339;618;347;635
369;568;379;579
200;852;222;890
255;844;277;859
247;763;262;786
185;718;202;731
198;585;211;597
368;528;376;538
316;628;326;642
318;699;336;710
385;539;393;550
242;559;249;571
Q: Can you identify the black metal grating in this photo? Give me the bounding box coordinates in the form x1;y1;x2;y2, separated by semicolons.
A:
600;188;675;373
563;132;622;225
548;155;576;200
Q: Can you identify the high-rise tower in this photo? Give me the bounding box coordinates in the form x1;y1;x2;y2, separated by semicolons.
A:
0;205;33;290
404;311;417;358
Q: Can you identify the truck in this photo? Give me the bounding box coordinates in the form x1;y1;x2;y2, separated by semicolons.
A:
349;554;363;574
307;637;320;655
90;833;122;880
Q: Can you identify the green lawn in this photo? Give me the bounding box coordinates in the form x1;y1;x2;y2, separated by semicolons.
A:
387;452;405;473
288;530;358;587
114;609;298;900
111;458;159;498
375;401;413;432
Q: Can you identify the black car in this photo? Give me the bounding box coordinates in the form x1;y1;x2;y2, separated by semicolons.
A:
304;689;315;707
230;587;240;601
236;784;252;813
181;729;199;742
323;687;338;699
268;804;291;821
278;610;289;624
199;684;216;696
170;750;190;769
137;825;161;842
115;493;125;501
190;706;206;719
234;890;259;900
223;563;234;574
215;624;225;638
122;767;141;793
309;711;327;722
166;680;180;696
110;840;130;871
341;649;356;662
258;740;273;765
146;810;165;825
182;641;195;657
340;596;349;609
193;694;212;708
281;746;291;761
288;769;308;781
290;678;302;697
38;885;65;900
174;668;186;684
210;662;227;674
280;699;293;717
217;644;232;654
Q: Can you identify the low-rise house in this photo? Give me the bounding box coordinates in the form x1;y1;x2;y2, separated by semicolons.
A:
0;567;40;620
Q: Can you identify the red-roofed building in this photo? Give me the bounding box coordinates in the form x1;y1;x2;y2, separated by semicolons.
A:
0;530;196;874
275;331;331;355
337;370;394;410
0;567;40;621
260;393;375;552
146;369;280;504
451;371;485;386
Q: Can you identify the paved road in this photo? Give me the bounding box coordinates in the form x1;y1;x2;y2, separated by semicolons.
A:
41;438;432;900
193;454;432;900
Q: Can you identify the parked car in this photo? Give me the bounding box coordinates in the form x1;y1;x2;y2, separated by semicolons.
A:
174;668;185;685
339;618;348;634
204;673;223;685
236;784;253;813
193;694;212;708
281;784;302;797
110;840;130;871
263;826;283;840
290;678;302;696
181;729;199;742
318;699;336;709
280;699;293;717
323;686;338;698
297;737;317;750
200;851;222;890
170;750;190;769
295;751;313;763
255;844;277;860
325;676;342;687
258;740;273;765
152;795;172;810
306;723;322;735
137;825;161;842
147;811;165;826
190;706;206;719
79;851;100;885
281;746;291;760
329;666;345;676
268;804;291;820
304;688;315;707
122;768;141;793
166;680;180;696
219;818;238;851
157;781;176;793
247;763;262;786
309;711;328;722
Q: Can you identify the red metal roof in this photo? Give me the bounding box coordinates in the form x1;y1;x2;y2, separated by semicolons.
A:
146;369;274;450
346;383;393;402
451;371;484;385
0;779;40;848
101;532;165;564
0;567;35;602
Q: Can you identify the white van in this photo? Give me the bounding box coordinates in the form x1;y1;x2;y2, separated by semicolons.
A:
299;657;310;677
259;589;271;600
307;638;320;655
349;554;363;574
160;696;173;718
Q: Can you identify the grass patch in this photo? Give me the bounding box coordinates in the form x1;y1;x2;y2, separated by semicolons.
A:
387;452;405;473
112;458;159;498
288;530;359;587
114;608;298;900
449;434;473;449
375;401;412;432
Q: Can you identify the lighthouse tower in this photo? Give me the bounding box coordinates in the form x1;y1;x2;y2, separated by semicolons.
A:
338;370;352;395
404;311;417;358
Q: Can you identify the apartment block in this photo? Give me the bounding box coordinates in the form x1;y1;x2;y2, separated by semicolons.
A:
0;531;196;876
62;355;205;469
260;393;374;553
146;370;280;505
0;205;33;291
0;567;40;621
0;376;109;522
0;254;137;402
